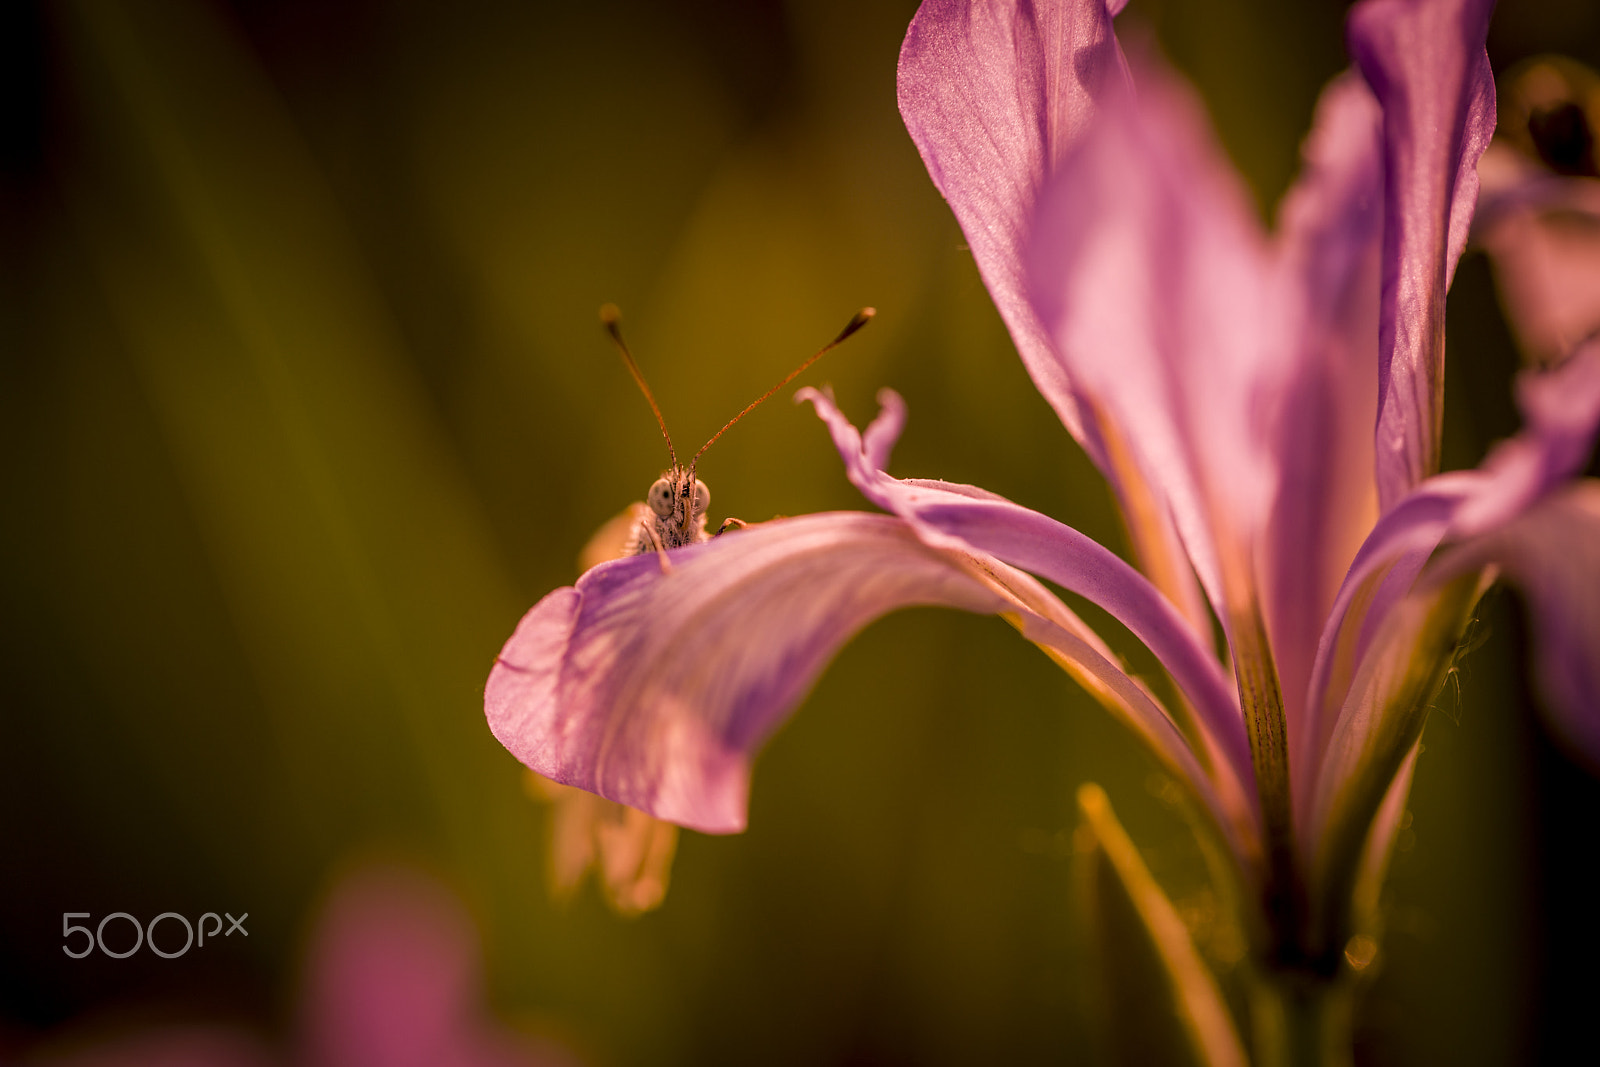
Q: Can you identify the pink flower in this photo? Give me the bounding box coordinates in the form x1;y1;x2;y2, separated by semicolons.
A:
26;866;575;1067
485;0;1600;1007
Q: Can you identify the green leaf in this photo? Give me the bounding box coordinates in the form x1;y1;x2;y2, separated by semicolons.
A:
1076;783;1248;1067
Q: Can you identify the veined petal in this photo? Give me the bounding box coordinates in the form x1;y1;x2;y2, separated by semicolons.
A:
1266;71;1384;778
1349;0;1497;508
897;0;1211;640
802;388;1259;818
1025;53;1283;638
897;0;1130;449
1021;56;1300;844
487;513;1000;833
486;510;1233;839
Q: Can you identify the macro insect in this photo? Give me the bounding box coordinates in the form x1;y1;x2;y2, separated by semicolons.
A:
597;303;875;570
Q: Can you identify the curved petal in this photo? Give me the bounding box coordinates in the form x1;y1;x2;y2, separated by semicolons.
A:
1435;482;1600;764
801;388;1258;811
487;513;1001;832
1300;339;1600;820
897;0;1129;448
1348;0;1497;507
1265;72;1384;772
486;510;1229;838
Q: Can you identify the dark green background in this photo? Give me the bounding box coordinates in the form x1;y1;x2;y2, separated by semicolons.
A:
3;1;1597;1063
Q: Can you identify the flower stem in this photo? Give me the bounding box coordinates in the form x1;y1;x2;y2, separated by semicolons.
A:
1249;970;1354;1067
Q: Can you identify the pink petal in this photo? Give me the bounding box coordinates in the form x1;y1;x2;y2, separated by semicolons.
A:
487;513;1013;833
897;1;1212;639
301;865;573;1067
1265;71;1385;779
802;388;1258;815
896;0;1130;449
489;503;1246;849
1024;53;1281;640
1300;339;1600;820
1348;0;1497;508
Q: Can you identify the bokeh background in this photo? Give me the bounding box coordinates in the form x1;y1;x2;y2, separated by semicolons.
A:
3;0;1598;1063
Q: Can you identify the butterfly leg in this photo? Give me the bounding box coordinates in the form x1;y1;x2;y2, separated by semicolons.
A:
715;517;748;536
641;521;675;574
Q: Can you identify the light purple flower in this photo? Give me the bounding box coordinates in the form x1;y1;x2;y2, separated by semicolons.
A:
485;0;1600;981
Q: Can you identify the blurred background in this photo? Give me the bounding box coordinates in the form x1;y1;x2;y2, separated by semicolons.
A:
2;0;1597;1063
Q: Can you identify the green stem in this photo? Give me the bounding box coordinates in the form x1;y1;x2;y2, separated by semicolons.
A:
1249;971;1354;1067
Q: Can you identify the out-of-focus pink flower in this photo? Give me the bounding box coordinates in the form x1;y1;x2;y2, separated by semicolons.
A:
1475;56;1600;366
297;865;577;1067
26;866;576;1067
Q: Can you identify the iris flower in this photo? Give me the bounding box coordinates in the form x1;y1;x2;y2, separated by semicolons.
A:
487;0;1600;1057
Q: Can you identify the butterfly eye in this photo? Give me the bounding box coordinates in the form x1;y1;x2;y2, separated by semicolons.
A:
692;480;710;513
647;478;674;518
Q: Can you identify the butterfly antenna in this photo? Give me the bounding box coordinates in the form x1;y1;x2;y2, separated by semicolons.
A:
601;303;677;468
690;307;875;474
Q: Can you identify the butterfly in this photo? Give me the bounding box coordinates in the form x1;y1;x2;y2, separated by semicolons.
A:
593;303;874;571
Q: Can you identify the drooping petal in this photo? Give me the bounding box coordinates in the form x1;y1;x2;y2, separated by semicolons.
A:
1300;339;1600;822
486;511;1222;837
1266;71;1385;775
801;388;1258;819
1348;0;1497;508
1436;482;1600;764
897;0;1129;449
897;0;1211;641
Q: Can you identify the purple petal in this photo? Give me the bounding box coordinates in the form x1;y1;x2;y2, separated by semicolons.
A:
1025;54;1287;636
801;388;1258;810
488;508;1240;840
897;1;1213;640
489;513;1002;832
1299;339;1600;818
1265;72;1385;769
897;0;1130;449
1348;0;1497;508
